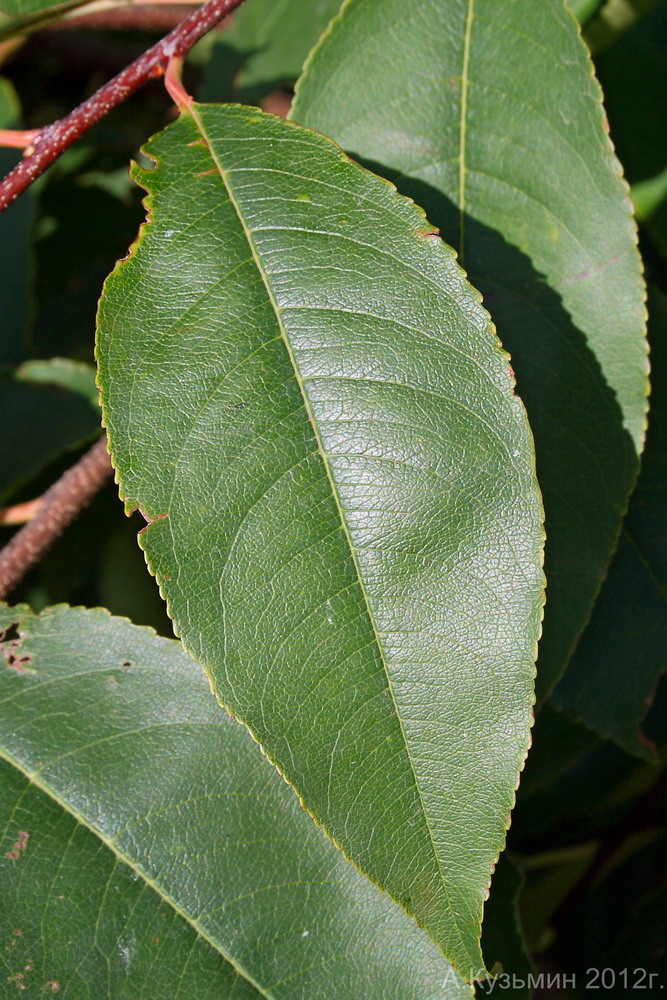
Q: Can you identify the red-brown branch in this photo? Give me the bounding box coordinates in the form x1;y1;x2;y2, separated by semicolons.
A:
0;436;113;599
0;0;245;214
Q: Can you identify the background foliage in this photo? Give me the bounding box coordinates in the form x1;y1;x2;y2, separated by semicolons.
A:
0;0;665;996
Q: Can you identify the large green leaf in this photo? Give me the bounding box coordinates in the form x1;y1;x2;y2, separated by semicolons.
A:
96;104;544;976
552;289;667;759
291;0;648;701
0;603;472;999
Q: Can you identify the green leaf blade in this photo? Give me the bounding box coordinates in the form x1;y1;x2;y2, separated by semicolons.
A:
291;0;648;701
0;604;471;999
97;105;544;975
552;289;667;759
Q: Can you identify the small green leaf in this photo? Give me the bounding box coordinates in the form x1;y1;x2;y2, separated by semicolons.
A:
0;0;81;16
16;357;98;406
0;0;107;42
0;603;472;999
632;167;667;222
0;78;34;364
513;734;657;846
584;0;663;54
292;0;648;701
515;705;599;800
0;367;100;502
593;1;667;261
519;843;597;954
480;854;533;997
97;104;544;976
552;289;667;760
593;1;667;185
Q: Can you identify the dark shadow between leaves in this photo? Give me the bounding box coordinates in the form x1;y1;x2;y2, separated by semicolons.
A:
351;160;639;703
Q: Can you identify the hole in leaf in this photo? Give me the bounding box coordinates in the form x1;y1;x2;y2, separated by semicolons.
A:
0;621;33;674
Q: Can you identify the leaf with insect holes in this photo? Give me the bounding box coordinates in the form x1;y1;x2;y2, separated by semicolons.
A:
96;103;544;976
0;78;33;363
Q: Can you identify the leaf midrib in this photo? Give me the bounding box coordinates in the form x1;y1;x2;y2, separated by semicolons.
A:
0;744;272;1000
187;104;472;967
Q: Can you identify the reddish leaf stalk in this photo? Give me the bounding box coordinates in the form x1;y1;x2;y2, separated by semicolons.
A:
0;436;113;599
0;0;245;214
0;498;42;526
0;128;40;149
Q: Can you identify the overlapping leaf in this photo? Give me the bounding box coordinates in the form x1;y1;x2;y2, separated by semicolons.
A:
292;0;648;700
567;0;603;24
594;0;667;263
480;854;533;997
0;0;79;14
0;78;33;364
553;289;667;759
583;0;663;54
16;357;98;406
96;104;544;974
0;603;472;999
219;0;342;94
0;0;94;41
0;0;199;39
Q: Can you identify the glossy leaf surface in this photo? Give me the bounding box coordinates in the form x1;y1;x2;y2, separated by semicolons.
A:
0;603;471;999
553;289;667;759
97;104;544;975
292;0;648;700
